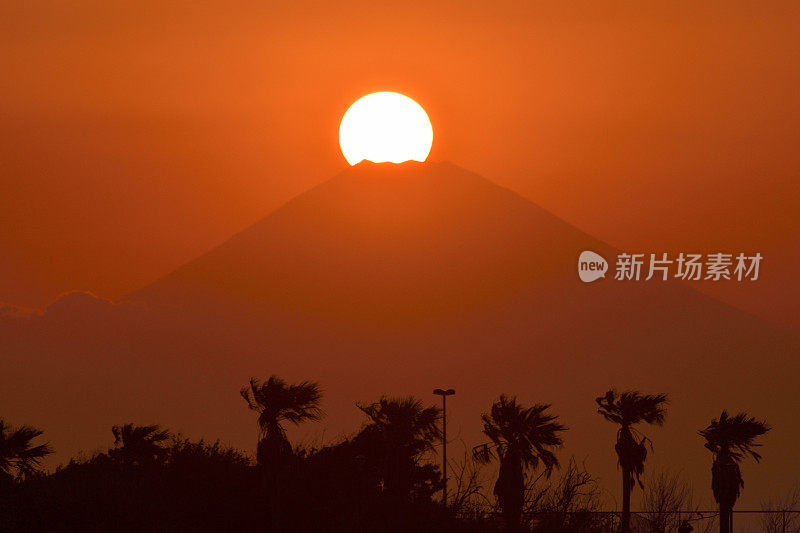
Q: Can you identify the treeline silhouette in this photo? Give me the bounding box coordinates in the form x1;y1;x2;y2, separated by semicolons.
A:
0;376;771;532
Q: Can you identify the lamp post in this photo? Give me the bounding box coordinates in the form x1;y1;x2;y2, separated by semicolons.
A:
433;388;455;508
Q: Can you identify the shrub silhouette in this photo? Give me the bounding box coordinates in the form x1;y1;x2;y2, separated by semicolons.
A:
1;384;774;533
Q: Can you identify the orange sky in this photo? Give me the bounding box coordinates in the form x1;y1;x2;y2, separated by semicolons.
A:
1;1;798;327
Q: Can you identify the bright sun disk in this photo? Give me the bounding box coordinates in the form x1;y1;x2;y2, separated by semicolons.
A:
339;92;433;165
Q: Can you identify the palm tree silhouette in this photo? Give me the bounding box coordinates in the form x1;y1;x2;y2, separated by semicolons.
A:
240;375;323;466
473;395;565;532
357;396;441;500
241;375;323;531
0;419;52;482
596;389;668;533
110;424;170;467
699;410;770;533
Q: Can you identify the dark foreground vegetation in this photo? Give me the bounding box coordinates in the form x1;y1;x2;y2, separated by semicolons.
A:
0;376;778;532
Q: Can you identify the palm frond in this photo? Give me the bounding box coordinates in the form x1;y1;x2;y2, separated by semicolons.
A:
478;395;565;473
0;419;53;480
241;375;325;438
472;443;496;464
357;395;442;451
699;410;770;463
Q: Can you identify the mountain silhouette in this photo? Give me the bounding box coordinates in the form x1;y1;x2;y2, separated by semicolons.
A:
134;161;615;322
2;161;797;508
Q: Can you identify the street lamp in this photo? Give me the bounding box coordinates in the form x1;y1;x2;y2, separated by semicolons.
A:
433;388;455;507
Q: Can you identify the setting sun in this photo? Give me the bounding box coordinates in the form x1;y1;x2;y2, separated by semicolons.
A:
339;92;433;165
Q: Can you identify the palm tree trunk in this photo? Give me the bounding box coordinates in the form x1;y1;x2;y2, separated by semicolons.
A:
718;503;730;533
620;468;631;533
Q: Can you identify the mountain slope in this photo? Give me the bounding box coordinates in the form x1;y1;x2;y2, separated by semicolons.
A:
135;161;615;321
